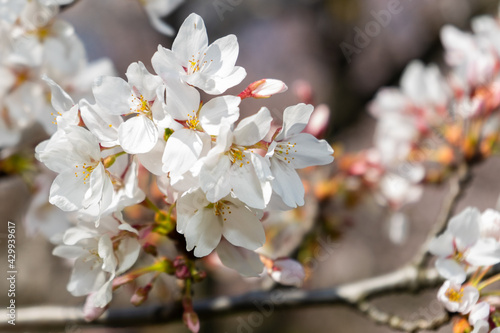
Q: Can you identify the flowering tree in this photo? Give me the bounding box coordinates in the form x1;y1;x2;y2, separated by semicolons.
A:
3;1;500;333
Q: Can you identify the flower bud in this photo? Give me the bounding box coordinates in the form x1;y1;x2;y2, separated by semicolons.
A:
238;79;287;99
269;258;305;287
130;284;153;306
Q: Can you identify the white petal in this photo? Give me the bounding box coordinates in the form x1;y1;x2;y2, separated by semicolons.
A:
172;13;208;63
164;78;200;120
284;133;334;169
466;238;500;266
200;155;232;203
428;232;455;257
222;202;265;250
276;103;314;141
162;129;208;176
199;95;240;135
449;207;481;251
80;100;122;147
435;258;466;283
216;239;264;277
233;107;272;146
93;76;131;115
119;116;159;154
270;157;304;208
42;75;74;114
185;208;222;257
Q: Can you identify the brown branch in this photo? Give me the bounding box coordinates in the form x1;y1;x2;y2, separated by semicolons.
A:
0;266;451;331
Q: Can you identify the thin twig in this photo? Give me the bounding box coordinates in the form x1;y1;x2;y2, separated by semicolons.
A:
411;163;471;268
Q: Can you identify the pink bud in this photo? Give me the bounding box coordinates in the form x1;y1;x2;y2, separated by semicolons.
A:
183;311;200;333
83;293;107;322
130;284;153;306
269;258;305;287
292;80;313;104
238;79;287;99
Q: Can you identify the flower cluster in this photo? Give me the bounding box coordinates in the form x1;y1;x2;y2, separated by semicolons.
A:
324;12;500;245
430;207;500;333
34;12;334;323
0;0;115;151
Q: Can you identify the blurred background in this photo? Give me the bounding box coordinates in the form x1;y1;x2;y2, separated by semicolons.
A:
2;0;500;332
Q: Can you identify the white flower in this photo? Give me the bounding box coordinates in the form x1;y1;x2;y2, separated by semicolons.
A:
152;13;246;95
52;215;140;307
35;125;114;216
429;207;500;283
198;108;274;209
161;79;240;179
177;189;266;258
266;104;334;208
469;302;490;326
92;61;165;154
437;280;479;314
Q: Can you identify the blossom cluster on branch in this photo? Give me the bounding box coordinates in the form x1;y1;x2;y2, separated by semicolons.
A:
24;9;334;332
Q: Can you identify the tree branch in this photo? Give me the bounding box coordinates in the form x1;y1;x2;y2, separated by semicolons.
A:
0;266;449;331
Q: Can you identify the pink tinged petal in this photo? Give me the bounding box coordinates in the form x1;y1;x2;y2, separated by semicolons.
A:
270;158;304;208
185;208;222;257
233;107;272;146
466;238;500;266
137;138;166;176
435;258;466;284
42;75;74;114
116;238;141;274
125;62;162;101
164;78;200;120
151;46;184;80
428;232;455;257
93;76;132;115
200;155;232;203
284;133;334;169
119;116;159;154
469;302;490;326
52;245;87;259
448;207;481;251
162;129;208;176
98;235;117;273
80;100;122;148
49;170;89;211
216;239;264;277
247;79;288;99
83;293;107;321
221;203;265;250
199;95;241;135
276;103;314;141
172;13;209;63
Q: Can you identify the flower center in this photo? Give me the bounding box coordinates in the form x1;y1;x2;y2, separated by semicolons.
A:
275;141;297;164
186;53;213;75
227;147;251;168
187;112;200;130
130;94;152;118
74;162;97;185
212;201;232;222
445;288;464;303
